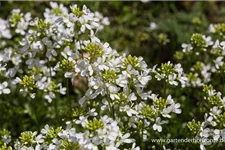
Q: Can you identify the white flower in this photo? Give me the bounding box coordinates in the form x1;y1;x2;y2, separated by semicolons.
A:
213;129;220;141
210;106;221;119
138;73;151;86
182;43;193;53
153;117;167;132
75;116;88;127
208;24;215;33
168;74;178;86
161;107;172;118
116;133;134;147
0;18;12;39
200;144;206;150
203;35;213;46
149;22;157;30
221;129;225;138
121;105;138;117
116;74;128;87
204;114;216;126
200;128;211;138
214;56;224;69
127;143;140;150
171;103;182;114
44;92;56;103
0;81;11;94
75;60;93;76
0;63;6;72
128;93;137;101
163;145;171;150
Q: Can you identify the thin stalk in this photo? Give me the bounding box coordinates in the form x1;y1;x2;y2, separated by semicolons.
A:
48;60;58;120
106;90;115;120
222;74;225;95
163;79;167;98
48;60;52;77
32;98;39;131
141;119;145;150
67;78;72;118
54;97;58;120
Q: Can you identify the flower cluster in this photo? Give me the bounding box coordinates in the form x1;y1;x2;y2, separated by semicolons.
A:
4;2;225;150
188;85;225;150
153;62;187;87
174;31;225;87
0;2;184;150
177;23;225;150
12;115;135;150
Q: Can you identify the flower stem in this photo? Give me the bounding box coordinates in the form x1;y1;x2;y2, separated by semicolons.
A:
106;90;115;120
141;119;145;150
32;98;39;131
67;78;72;118
54;97;58;120
163;79;167;97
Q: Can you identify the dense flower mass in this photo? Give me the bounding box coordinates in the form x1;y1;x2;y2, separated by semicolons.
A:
1;2;225;150
0;2;182;149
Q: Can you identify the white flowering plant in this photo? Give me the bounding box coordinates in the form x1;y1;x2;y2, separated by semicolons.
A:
1;2;225;150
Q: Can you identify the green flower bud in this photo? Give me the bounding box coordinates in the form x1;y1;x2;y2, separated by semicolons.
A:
193;62;203;72
141;105;155;120
187;119;201;135
9;13;21;26
216;113;225;128
0;129;10;137
45;127;61;144
36;19;51;30
52;7;63;15
84;42;104;62
191;33;206;50
211;47;222;57
187;73;198;82
158;33;170;45
85;119;104;132
48;81;59;92
203;85;214;94
59;59;75;72
115;92;129;104
203;85;222;106
20;75;37;90
203;84;214;95
124;55;140;70
139;32;149;42
214;23;225;36
30;67;43;74
102;69;118;84
0;143;12;150
0;129;11;146
72;108;87;118
174;51;184;60
158;62;174;76
208;95;222;106
192;17;201;25
154;97;168;110
19;131;34;146
221;64;225;72
60;141;80;150
71;7;84;18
